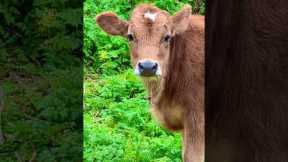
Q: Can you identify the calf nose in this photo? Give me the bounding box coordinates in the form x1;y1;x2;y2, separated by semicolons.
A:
138;60;158;76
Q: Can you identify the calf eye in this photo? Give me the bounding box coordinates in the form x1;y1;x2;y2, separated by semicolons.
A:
163;34;172;42
127;33;134;41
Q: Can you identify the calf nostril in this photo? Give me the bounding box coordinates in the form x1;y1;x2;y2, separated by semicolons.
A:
138;62;144;69
152;63;157;70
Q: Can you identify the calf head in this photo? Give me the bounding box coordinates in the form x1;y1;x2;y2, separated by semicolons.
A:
96;4;191;81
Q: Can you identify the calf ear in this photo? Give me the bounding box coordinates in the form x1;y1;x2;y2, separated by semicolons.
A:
96;12;128;36
171;5;192;34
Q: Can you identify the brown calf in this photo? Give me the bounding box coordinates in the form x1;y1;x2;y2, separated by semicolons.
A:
96;4;204;162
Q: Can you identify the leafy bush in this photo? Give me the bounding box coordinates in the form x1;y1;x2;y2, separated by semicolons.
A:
84;0;205;161
84;70;182;162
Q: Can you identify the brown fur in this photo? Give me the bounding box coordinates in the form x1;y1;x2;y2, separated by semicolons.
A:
206;0;288;162
96;4;204;162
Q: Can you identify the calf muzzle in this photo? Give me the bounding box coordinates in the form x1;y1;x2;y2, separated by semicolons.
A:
137;60;158;77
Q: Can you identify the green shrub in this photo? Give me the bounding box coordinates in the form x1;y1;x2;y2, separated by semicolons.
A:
84;70;182;161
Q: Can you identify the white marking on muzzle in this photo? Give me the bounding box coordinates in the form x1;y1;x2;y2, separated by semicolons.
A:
144;11;158;22
134;66;141;75
156;65;162;76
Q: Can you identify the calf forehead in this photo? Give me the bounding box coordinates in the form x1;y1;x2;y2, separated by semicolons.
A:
130;5;170;34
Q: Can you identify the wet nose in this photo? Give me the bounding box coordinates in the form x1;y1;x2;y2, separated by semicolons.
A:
138;60;158;76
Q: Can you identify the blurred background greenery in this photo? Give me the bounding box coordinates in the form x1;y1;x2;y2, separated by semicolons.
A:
84;0;204;161
0;0;82;161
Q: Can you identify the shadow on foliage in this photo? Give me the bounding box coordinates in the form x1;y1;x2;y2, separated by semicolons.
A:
0;0;83;161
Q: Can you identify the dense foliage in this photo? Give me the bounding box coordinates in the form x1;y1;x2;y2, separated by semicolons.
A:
0;0;82;161
84;0;204;161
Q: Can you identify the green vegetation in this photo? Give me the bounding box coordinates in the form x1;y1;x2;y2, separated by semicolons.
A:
84;0;204;161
